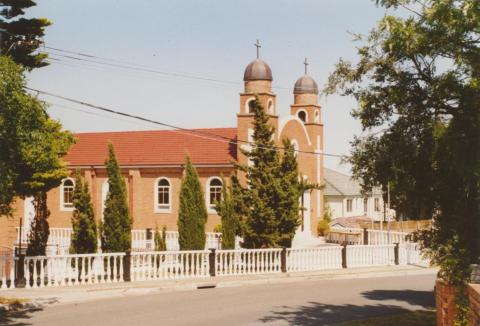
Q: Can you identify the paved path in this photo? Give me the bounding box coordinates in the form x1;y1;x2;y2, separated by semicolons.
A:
1;272;435;325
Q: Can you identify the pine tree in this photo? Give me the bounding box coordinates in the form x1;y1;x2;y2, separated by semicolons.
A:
101;144;132;253
177;156;207;250
154;225;167;251
215;176;237;249
70;172;97;254
238;98;281;248
0;1;51;69
26;191;49;256
276;138;303;247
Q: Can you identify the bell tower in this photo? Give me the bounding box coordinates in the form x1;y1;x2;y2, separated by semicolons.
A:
237;41;278;177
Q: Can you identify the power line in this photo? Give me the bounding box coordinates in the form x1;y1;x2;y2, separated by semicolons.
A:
26;87;345;158
44;46;312;92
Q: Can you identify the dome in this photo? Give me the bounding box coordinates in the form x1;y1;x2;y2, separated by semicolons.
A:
243;59;273;81
293;75;319;94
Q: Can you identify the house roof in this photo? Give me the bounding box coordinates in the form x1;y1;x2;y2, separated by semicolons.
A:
324;168;382;196
65;128;237;166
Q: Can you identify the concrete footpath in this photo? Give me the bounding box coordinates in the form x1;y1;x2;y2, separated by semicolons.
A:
0;265;437;308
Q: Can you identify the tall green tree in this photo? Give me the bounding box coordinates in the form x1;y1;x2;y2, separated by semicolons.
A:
101;144;132;253
325;0;480;322
26;191;49;256
177;156;207;250
0;1;51;69
70;173;97;254
215;176;238;249
0;56;74;216
238;99;281;248
276;139;303;248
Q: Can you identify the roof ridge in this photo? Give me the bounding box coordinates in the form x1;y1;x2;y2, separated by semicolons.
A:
324;178;345;196
74;127;237;136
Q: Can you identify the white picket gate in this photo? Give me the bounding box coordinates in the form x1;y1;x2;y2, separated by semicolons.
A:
346;244;395;267
286;247;343;272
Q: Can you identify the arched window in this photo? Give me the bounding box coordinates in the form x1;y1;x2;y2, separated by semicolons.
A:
207;177;222;211
61;178;75;210
155;178;171;212
247;99;256;114
297;110;307;123
314;110;320;123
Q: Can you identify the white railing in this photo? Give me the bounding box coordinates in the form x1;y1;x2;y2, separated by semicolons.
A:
215;248;282;276
0;253;15;289
287;247;343;272
367;229;409;245
131;251;209;281
346;244;395;267
18;228;223;254
23;253;125;288
327;227;364;245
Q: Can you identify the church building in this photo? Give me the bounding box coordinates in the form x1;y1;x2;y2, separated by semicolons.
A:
0;47;325;253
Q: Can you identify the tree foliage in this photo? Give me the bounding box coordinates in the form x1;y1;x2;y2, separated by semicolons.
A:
215;176;238;249
70;172;97;254
0;56;74;216
235;99;304;248
0;1;51;69
325;0;480;322
100;144;132;253
177;156;207;250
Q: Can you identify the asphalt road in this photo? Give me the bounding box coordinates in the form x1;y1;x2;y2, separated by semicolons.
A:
2;273;435;326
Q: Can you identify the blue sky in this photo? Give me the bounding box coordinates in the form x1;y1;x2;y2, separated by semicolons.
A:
26;0;388;174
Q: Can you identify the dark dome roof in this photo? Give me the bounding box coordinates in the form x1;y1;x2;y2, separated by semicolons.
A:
243;59;273;81
294;75;319;94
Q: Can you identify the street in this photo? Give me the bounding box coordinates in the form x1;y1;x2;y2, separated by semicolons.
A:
2;273;435;325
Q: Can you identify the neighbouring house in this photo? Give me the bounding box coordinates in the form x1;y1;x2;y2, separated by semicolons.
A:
0;48;326;253
324;168;390;222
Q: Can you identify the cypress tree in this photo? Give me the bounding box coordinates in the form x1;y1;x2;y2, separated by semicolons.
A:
154;225;167;251
26;191;49;256
70;172;97;254
101;143;132;253
215;176;237;249
177;156;207;250
239;98;281;248
276;138;303;247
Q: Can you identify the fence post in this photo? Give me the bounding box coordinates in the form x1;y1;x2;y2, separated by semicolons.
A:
363;228;369;245
15;251;26;288
281;247;287;273
209;248;216;277
342;244;347;268
123;251;131;282
394;243;400;265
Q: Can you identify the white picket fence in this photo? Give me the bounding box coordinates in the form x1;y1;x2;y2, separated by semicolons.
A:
0;244;429;290
23;253;125;288
367;230;409;245
215;248;282;276
327;227;409;246
130;251;210;281
287;247;343;272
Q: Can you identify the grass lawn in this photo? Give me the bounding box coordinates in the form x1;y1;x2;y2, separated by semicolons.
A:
335;310;436;326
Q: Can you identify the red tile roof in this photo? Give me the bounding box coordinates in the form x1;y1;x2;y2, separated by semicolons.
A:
65;128;237;166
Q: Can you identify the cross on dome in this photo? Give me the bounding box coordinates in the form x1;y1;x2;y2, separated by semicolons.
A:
254;39;261;58
304;57;309;75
